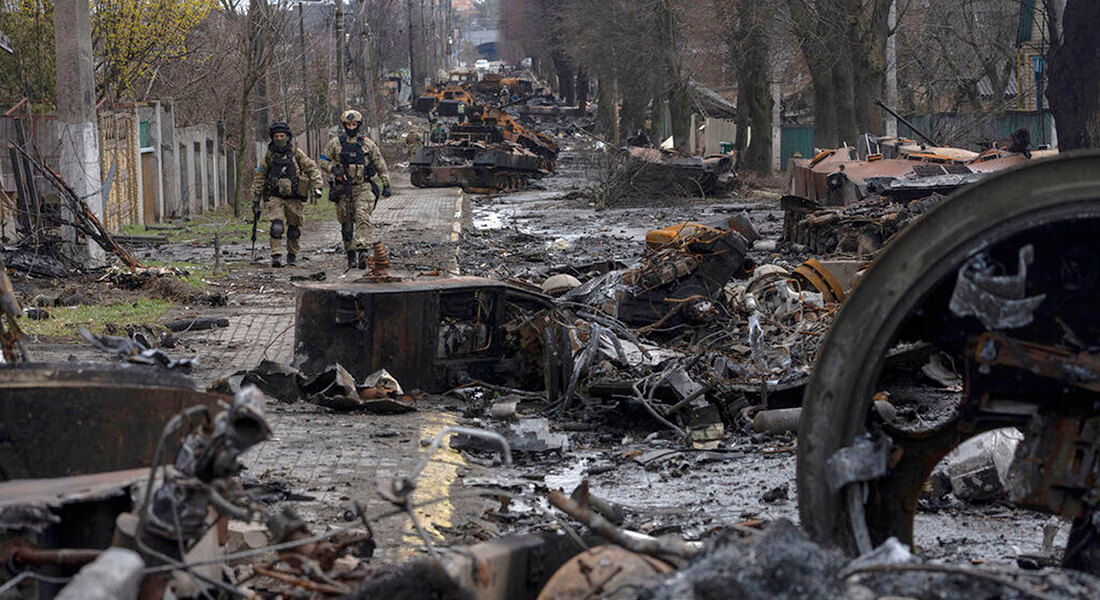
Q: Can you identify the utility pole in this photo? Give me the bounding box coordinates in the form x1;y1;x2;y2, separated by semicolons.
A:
445;0;452;69
299;3;312;157
335;0;347;122
358;0;381;143
884;0;898;137
407;0;418;98
54;0;104;265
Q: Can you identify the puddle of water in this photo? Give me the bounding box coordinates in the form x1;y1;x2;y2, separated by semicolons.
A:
544;450;599;492
473;209;506;230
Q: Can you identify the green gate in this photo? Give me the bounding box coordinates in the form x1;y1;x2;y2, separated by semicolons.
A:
781;126;814;170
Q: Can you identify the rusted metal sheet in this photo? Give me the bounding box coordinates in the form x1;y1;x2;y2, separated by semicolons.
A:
0;363;223;480
294;277;555;392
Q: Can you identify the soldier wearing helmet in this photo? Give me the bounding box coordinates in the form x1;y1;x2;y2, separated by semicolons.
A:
251;122;324;267
319;109;393;270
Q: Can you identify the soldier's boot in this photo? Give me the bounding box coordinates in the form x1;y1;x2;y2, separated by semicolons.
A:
271;254;283;268
286;226;300;267
346;250;357;270
357;250;370;270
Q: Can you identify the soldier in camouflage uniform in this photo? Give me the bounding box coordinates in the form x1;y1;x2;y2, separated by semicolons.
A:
320;109;392;269
251;122;324;267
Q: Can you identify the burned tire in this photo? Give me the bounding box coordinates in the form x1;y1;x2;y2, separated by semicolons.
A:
797;151;1100;555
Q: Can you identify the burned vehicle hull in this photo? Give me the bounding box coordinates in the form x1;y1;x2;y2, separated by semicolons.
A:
797;151;1100;573
409;143;548;192
624;147;737;197
783;146;1058;248
410;119;557;192
293;277;564;394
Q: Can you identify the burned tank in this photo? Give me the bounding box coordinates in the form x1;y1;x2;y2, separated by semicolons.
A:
410;112;559;192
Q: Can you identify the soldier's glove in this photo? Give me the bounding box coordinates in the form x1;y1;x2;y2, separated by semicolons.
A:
382;184;392;198
332;164;347;183
313;188;323;198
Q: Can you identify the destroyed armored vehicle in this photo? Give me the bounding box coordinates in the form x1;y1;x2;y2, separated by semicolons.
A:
413;85;441;113
621;146;738;197
410;108;559;192
410;125;549;192
782;141;1059;250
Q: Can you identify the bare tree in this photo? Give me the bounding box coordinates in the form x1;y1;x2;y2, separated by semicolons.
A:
894;0;1019;114
217;0;291;217
718;0;772;173
787;0;892;147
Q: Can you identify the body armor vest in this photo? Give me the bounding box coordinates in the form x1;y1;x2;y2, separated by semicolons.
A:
267;150;303;198
338;134;373;184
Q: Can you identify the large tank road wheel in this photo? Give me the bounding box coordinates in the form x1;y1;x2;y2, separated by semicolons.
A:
798;151;1100;570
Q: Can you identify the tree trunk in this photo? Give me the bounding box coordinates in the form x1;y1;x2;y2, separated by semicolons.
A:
596;78;616;138
734;1;772;173
233;82;251;219
668;80;692;153
1047;0;1100;150
654;0;690;152
739;3;774;172
789;0;890;150
552;51;575;105
249;0;268;147
576;66;589;108
619;81;647;140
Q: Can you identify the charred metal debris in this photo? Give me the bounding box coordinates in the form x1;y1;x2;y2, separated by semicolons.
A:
5;88;1100;600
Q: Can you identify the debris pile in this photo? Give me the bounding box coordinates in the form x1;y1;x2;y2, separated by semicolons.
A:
783;192;944;256
637;519;1100;600
213;359;417;414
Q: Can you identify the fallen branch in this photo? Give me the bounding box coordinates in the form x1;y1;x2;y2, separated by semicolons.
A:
10;144;143;269
164;317;230;333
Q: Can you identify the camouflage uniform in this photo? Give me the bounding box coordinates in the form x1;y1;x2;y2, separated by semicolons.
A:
319;132;391;253
251;145;323;259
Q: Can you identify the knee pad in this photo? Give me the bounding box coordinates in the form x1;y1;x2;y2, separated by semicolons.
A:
287;224;300;240
270;219;284;238
341;222;354;242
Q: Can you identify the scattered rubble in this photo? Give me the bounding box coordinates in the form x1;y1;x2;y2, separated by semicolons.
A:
4;58;1099;600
